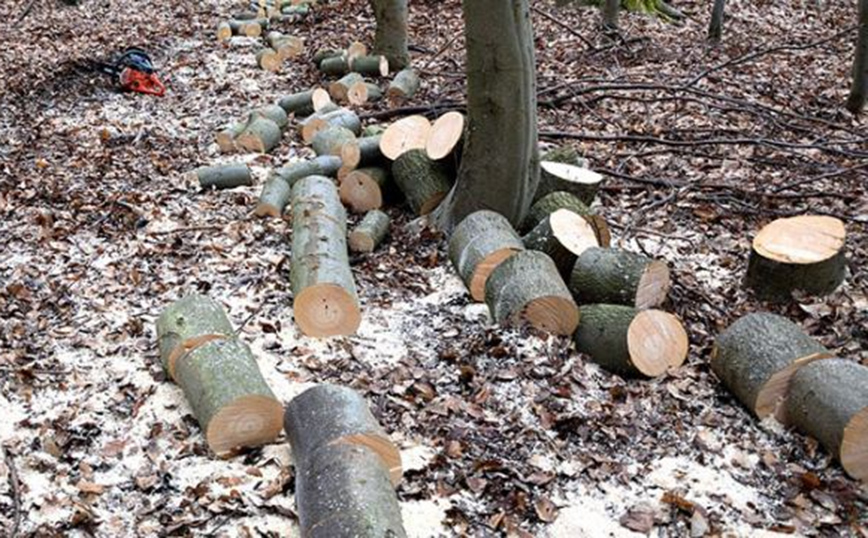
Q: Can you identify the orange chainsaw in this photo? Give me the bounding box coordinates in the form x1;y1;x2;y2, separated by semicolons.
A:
94;48;166;97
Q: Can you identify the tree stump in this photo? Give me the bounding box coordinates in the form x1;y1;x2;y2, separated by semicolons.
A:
569;247;671;309
522;208;600;277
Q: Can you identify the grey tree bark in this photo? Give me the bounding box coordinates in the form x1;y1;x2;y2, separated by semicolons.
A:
847;0;868;113
370;0;410;70
708;0;726;42
603;0;619;31
436;0;539;230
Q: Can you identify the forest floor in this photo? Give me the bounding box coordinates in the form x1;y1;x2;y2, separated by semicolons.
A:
1;0;867;536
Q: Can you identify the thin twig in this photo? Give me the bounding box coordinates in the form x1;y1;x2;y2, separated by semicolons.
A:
358;102;464;121
147;224;226;236
772;162;868;193
15;0;37;24
3;446;21;538
531;5;596;50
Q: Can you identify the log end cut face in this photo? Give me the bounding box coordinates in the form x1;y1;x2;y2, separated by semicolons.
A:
626;310;688;377
522;295;580;336
753;215;846;265
754;352;830;421
541;161;603;186
340;172;383;213
295;284;362;337
842;406;868;482
469;247;522;301
550;208;600;257
634;260;672;309
207;394;284;455
426;111;465;160
380;115;432;160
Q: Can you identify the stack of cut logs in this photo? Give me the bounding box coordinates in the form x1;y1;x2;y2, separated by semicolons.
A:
217;0;313;71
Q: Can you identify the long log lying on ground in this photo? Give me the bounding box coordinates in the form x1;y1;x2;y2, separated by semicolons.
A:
284;384;402;483
277;88;332;117
484;250;579;335
196;163;253;190
301;108;361;143
522;209;600;277
573;304;688;377
426;111;465;162
711;312;833;420
311;126;357;157
236;113;282;153
157;294;235;380
174;338;282;454
746;215;847;302
349;210;390;253
340;135;384;174
786;359;868;482
449;210;525;302
290;176;361;336
255;175;292;218
379;115;431;160
273;155;342;186
520;191;611;246
535;161;605;205
391;149;452;215
569;247;671;309
340;167;391;212
387;68;419;102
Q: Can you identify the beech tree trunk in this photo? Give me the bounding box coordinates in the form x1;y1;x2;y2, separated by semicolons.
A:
603;0;619;31
847;0;868;113
707;0;726;42
436;0;539;230
370;0;410;70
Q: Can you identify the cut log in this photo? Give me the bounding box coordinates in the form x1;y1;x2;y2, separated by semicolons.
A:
391;149;453;215
256;48;281;72
347;40;368;62
217;21;232;41
255;175;292;218
301;108;361;144
426;111;465;162
339;167;391;213
266;32;303;59
348;210;390;253
340;135;384;172
363;124;387;137
541;145;589;168
283;384;402;483
216;122;247;153
313;48;344;67
295;443;407;538
521;191;611;247
311;126;357;157
319;54;350;76
573;304;688;378
711;312;833;420
746;215;847;302
254;104;289;130
786;359;868;482
522;209;600;277
156;294;235;380
386;68;419;102
328;72;364;102
350;55;390;77
290;176;361;336
228;19;262;37
277;88;332;117
197;163;253;190
536;161;605;205
569;247;671;309
174;338;282;455
448;210;525;302
236;114;282;153
347;81;383;105
484;250;579;335
379;115;432;160
273;155;342;187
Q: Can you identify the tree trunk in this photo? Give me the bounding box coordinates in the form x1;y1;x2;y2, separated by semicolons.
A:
370;0;410;70
436;0;539;230
847;0;868;113
707;0;726;42
603;0;619;31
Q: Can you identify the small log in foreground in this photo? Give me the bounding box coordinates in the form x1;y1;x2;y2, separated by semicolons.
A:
175;338;282;455
284;384;402;484
273;155;342;187
379;115;432;160
521;191;611;247
711;312;832;420
573;304;688;378
157;293;235;379
746;215;847;302
448;210;525;302
197;163;253;190
387;68;419;102
522;209;600;278
786;359;868;482
349;210;390;253
236;114;282;153
277;88;332;117
340;167;391;213
254;175;292;218
391;149;452;215
484;250;579;335
569;247;671;309
426;111;465;162
536;161;605;205
290;176;361;336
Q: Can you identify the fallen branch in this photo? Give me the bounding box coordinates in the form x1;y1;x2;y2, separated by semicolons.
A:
531;5;596;50
3;446;21;538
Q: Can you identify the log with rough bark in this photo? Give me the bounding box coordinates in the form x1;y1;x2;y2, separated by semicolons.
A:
522;209;600;277
328;72;364;102
290;176;361;336
254;104;289;130
379;115;432;160
535;161;604;205
484;250;579;335
256;48;281;71
217;21;232;41
426;111;465;162
340;167;391;212
174;338;283;455
347;81;383;105
370;0;410;69
391;149;453;215
847;0;868;113
266;31;304;59
301;108;361;143
311;126;357;157
574;304;688;378
157;294;235;380
349;209;390;253
277;88;332;117
386;68;419;102
340;135;384;174
786;359;868;482
350;54;390;76
521;191;611;246
236;113;282;153
569;247;671;309
284;384;402;483
746;215;847;302
541;145;589;168
320;54;351;76
313;48;344;67
711;312;833;420
449;210;525;301
197;163;253;190
273;155;342;186
255;175;292;218
707;0;726;42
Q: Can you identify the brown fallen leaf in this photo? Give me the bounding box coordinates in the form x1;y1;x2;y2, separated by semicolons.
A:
77;480;106;495
620;503;655;533
534;496;558;523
